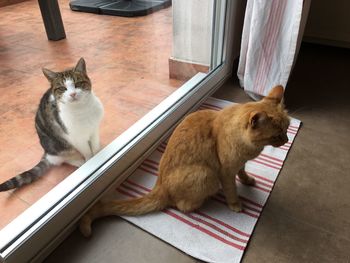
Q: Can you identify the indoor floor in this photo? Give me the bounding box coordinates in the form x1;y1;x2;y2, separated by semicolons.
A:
45;43;350;262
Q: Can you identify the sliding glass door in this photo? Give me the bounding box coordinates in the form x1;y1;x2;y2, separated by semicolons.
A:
0;0;243;262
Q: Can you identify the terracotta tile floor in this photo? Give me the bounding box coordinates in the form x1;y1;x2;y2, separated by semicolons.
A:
0;0;185;229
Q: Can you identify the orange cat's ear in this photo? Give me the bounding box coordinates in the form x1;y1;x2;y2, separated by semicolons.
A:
249;111;268;129
266;85;284;103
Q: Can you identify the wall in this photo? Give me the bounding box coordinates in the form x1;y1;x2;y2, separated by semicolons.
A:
170;0;246;81
172;0;214;66
304;0;350;48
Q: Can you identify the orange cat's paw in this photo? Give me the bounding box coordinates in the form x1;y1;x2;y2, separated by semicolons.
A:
79;216;92;238
228;201;242;212
243;176;256;186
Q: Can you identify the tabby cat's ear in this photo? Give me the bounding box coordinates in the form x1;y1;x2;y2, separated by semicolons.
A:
249;111;268;129
74;58;87;74
266;85;284;103
42;68;58;82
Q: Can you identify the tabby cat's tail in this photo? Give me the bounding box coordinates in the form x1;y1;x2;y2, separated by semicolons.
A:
79;186;168;237
0;155;52;192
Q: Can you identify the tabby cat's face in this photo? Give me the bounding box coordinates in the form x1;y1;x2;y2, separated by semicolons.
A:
42;58;92;104
52;71;91;104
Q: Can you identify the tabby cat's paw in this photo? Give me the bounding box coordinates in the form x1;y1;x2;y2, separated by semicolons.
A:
67;159;85;167
228;201;242;212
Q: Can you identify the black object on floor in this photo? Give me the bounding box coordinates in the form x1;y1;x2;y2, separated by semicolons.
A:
70;0;171;17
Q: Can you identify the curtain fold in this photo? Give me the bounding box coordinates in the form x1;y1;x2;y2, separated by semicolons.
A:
237;0;311;100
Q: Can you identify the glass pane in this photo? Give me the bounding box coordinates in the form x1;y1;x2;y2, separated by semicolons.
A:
0;0;226;243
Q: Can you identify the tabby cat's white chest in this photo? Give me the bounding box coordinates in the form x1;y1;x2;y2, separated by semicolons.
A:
59;94;103;142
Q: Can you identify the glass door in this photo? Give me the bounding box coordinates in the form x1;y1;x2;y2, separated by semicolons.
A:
0;0;242;262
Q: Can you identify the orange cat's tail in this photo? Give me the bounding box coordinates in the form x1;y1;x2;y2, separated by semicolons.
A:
79;186;168;237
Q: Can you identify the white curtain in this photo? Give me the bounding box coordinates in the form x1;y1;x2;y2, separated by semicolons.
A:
237;0;311;99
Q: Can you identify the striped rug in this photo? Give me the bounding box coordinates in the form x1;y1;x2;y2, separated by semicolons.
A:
112;97;301;263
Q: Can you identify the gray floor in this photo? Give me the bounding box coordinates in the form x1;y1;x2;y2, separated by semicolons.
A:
44;43;350;263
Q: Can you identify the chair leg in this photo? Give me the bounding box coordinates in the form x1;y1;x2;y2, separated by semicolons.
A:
38;0;66;41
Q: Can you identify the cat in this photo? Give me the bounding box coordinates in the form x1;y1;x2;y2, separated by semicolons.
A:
0;58;104;192
79;85;290;237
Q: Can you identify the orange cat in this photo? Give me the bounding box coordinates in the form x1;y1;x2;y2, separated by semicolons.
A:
79;85;290;237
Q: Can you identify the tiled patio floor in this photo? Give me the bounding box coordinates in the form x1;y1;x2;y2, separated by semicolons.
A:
0;0;184;229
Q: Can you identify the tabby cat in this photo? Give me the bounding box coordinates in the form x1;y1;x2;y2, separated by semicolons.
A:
79;85;289;237
0;58;104;191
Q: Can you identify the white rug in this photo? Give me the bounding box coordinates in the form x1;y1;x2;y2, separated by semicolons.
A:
112;97;301;263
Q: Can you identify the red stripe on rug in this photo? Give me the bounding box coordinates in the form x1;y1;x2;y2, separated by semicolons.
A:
213;195;260;218
251;159;281;170
252;179;273;189
238;195;263;209
125;179;151;192
259;153;283;163
195;211;250;238
120;183;145;196
289;125;299;130
117;188;137;198
201;103;222;111
256;156;282;167
185;213;248;243
237;178;271;193
165;210;245;251
143;160;159;170
144;159;159;166
279;146;290;151
124;179;252;238
142;162;159;172
246;172;274;184
287;129;297;135
118;184;246;250
139;166;158;176
244;184;271;194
